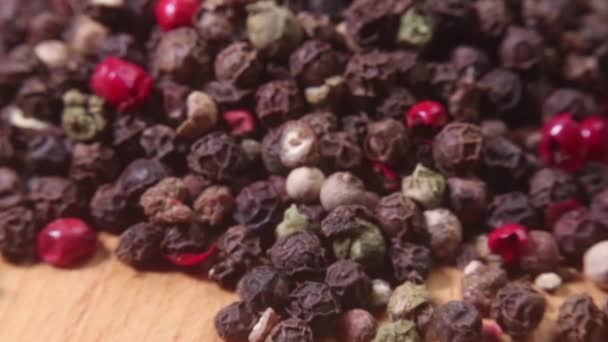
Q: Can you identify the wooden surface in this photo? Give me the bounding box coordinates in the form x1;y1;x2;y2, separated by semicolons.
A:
0;234;605;342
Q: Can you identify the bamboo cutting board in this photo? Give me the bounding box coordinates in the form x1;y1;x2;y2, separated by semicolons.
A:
0;233;605;342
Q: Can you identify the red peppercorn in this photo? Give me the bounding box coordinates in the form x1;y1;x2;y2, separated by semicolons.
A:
539;113;587;173
487;223;529;266
580;115;608;164
37;218;97;267
406;100;449;134
165;244;216;267
90;57;153;112
155;0;200;31
223;110;257;136
371;161;400;191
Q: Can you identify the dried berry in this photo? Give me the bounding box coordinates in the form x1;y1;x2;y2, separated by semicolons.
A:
481;136;531;193
69;143;120;192
326;260;373;309
373;320;421;342
478;68;522;116
556;294;608;342
461;264;508;316
319;132;363;171
519;230;560;275
0;206;37;262
246;1;303;59
491;283;546;338
377;87;416;121
286;281;341;329
364;119;409;165
344;51;405;102
486;192;539;229
115;222;165;268
276;204;318;238
237;265;291;312
433;122;483;176
152;28;212;85
387;281;433;329
155;0;200;32
61;89;106;142
279;121;319;169
343;0;399;49
0;168;24;210
193;185;233;228
161;223;207;257
37;218;97;268
268;231;326;276
204;80;253;110
89;183;137;233
187;132;245;182
529;168;583;224
340;309;377;342
176;91;219;139
424;208;463;260
553;208;608;259
500;26;544;70
320;172;377;212
446;178;487;225
427;301;483;342
24;133;71;175
266;318;314;342
375;192;426;242
401;164;446;209
214;301;259;342
285;167;325;204
541;88;597;123
214;42;262;88
391;242;433;284
249;308;281;342
583;241;608;290
331;218;386;271
488;223;529;266
16;77;61;121
117;158;171;201
28;177;82;225
140;177;192;225
234;180;284;233
289;39;341;87
255;80;304;127
475;0;511;39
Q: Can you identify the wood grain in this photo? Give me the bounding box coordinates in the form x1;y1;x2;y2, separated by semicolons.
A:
0;234;605;342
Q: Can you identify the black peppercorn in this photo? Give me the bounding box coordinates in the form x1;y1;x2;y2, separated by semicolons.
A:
234;179;284;233
375;192;427;243
289;39;342;87
286;281;341;329
215;41;262;88
576;162;608;200
499;26;544;70
0;206;37;262
343;0;399;49
268;231;326;277
115;222;165;268
491;283;546;338
187;132;245;183
478;68;522;116
529;168;583;224
237;265;291;312
89;183;139;233
266;318;314;342
214;301;259;342
391;242;433;284
461;264;508;317
486;191;540;229
319;132;363;171
24;132;71;175
255;80;304;127
427;301;483;342
556;294;608;342
69;143;120;194
553;208;608;259
376;87;417;121
520;230;561;274
433;122;484;176
28;176;82;225
481;136;532;193
117;158;171;201
364;119;409;165
541;88;597;123
0;167;24;210
325;260;373;309
475;0;512;39
446;177;487;225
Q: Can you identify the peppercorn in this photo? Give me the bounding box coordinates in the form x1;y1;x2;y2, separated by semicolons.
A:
255;80;304;127
340;309;377;342
117;158;171;201
140;177;192;225
289;39;342;87
115;222;165;268
500;26;544;70
279;120;320;169
319;131;363;171
237;265;291;312
286;281;341;329
276;204;317;238
478;68;522;116
193;185;233;228
215;41;262;88
320;172;378;212
266;318;314;342
391;242;433;284
519;230;561;275
541;88;597;123
486;191;540;229
69;143;120;193
461;263;507;317
187;132;245;183
249;308;280;342
377;87;416;121
554;208;608;259
388;281;434;332
0;168;24;210
16;77;61;121
233;179;284;233
343;0;399;50
583;241;608;290
0;206;37;262
433;122;484;176
325;260;373;309
481;136;532;193
331;218;387;271
214;301;259;342
556;294;608;342
491;283;546;338
24;133;71;175
402;164;446;209
175;91;219;139
529;168;583;224
268;231;326;277
61;89;106;142
424;208;463;260
397;8;434;49
375;192;427;242
427;301;483;342
364;119;409;165
27;177;83;226
446;178;487;225
373;320;421;342
246;1;303;59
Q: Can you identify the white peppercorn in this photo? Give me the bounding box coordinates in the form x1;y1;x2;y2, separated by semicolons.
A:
280;121;320;169
320;172;379;211
286;167;325;203
583;240;608;290
370;278;393;308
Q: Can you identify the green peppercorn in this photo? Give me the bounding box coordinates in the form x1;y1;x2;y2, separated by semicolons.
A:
61;89;106;141
387;282;431;321
246;1;303;58
333;219;387;271
276;204;318;238
373;320;421;342
402;164;446;209
397;8;434;48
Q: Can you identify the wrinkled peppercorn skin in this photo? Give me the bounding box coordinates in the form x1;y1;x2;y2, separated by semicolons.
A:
0;206;37;262
556;294;608;342
268;231;326;276
286;281;341;329
491;283;546;337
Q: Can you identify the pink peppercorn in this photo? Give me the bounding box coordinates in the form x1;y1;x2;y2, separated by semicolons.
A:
539;113;588;173
406;100;449;133
223;110;257;136
90;57;153;112
488;223;529;266
371;161;400;191
37;218;97;267
165;244;216;267
155;0;201;31
580;115;608;164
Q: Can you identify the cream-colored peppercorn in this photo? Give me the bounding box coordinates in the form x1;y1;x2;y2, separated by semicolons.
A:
583;240;608;290
249;308;280;342
69;15;108;55
34;40;69;69
279;121;319;168
370;279;393;308
286;167;325;203
176;91;218;139
320;172;379;211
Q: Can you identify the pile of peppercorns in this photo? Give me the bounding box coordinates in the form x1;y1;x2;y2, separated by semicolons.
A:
2;0;608;340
